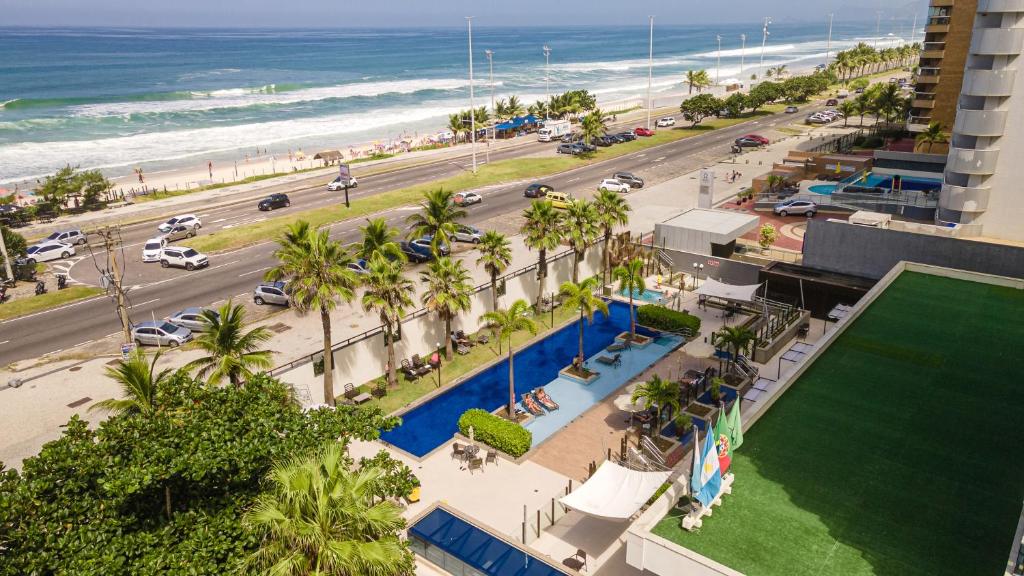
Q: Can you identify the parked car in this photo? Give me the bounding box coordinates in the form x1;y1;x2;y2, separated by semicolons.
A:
560;133;580;143
453;225;483;243
347;259;370;276
158;214;201;233
159;246;208;271
590;135;612;147
44;229;87;246
524;183;553;198
132;321;192;348
615;131;637;142
258;193;290;211
785;106;799;114
453;191;482;206
166;307;219;332
773;199;818;217
598;178;631;194
740;134;769;145
24;241;74;264
327;175;358;190
655;116;676;127
825;98;839;106
411;237;449;256
160;223;198;242
577;142;597;153
545;191;573;209
807;113;832;124
253;281;290;306
399;241;433;263
634;127;655;137
735;137;764;148
613;172;644;188
142;238;166;263
557;143;579;155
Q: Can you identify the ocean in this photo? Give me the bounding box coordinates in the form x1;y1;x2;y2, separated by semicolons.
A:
0;22;911;185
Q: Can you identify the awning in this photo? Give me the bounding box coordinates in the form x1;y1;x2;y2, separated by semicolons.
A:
559;461;670;520
495;115;539;131
696;278;760;303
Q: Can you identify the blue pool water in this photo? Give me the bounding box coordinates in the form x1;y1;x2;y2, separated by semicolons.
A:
808;184;837;195
381;301;677;457
619;288;664;303
810;173;943;196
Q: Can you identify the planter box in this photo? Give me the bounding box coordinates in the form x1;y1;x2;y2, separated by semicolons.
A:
560;365;600;385
616;331;653;348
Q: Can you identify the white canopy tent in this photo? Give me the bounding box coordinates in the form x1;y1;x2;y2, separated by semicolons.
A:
559;461;671;520
696;277;761;303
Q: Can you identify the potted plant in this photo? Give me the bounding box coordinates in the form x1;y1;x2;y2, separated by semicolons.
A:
406;474;421;504
710;376;724;403
675;413;694;439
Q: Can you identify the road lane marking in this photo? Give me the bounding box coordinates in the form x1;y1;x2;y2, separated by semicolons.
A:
0;340;9;346
239;266;270;277
132;298;160;308
654;156;667;162
0;295;106;324
211;218;227;223
567;177;581;183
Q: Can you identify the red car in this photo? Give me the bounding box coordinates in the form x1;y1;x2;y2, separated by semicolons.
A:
634;127;655;137
740;134;769;145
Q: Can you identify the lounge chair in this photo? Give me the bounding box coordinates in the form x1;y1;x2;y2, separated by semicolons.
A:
521;393;544;416
534;387;559;411
595;353;622;367
410;355;433;375
563;549;588;572
456;344;471;355
343;383;372;405
454;330;473;346
606;342;626;352
400;359;422;380
468;457;484;474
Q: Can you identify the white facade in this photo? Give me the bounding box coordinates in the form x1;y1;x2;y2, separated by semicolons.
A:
940;0;1024;241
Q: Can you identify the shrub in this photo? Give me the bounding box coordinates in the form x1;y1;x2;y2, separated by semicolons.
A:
645;482;672;506
458;408;532;457
637;304;701;336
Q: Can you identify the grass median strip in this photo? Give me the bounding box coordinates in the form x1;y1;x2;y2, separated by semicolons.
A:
0;286;104;322
188;107;784;254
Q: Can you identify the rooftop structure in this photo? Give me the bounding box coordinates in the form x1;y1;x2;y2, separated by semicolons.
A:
653;208;760;257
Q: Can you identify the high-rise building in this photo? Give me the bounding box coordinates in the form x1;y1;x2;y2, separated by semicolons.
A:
939;0;1024;241
908;0;979;154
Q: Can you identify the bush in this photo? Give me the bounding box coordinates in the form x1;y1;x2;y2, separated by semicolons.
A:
458;408;532;457
637;304;701;336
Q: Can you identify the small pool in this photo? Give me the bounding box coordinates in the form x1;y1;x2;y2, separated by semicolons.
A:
808;184;837;195
619;288;664;303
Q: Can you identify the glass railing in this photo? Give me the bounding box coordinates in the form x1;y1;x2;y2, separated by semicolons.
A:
927;16;951;26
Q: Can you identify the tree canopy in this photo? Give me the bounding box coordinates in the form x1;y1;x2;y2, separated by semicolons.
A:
679;93;723;126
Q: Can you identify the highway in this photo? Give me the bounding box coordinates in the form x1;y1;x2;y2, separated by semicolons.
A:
0;106;820;365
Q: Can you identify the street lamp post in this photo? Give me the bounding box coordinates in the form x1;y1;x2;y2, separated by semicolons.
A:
543;45;551;119
825;13;834;68
436;342;443;386
759;17;772;76
716;35;722;86
875;11;883;50
466;17;477;174
485;49;494;164
646;16;654;131
740;34;746;78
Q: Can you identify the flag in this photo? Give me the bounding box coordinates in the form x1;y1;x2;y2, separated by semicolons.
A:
690;429;702;497
727;398;744;451
694;426;722;508
714;410;733;474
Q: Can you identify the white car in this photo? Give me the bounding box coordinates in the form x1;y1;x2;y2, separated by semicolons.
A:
160;246;209;271
327;175;358;190
453;191;482;206
656;116;676;127
24;241;75;264
142;237;167;263
158;214;201;233
598;178;631;194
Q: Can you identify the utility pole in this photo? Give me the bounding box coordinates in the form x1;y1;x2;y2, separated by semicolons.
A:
543;45;551;119
646;16;654;131
94;226;132;346
467;16;477;174
875;11;883;50
760;17;772;76
716;35;722;86
485;49;494;165
826;13;834;68
740;34;746;78
910;13;918;45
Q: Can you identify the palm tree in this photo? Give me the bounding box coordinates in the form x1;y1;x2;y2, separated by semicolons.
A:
916;121;947;152
564;199;598;283
853;94;870;126
765;174;786;194
838;100;857;127
243;443;410;576
90;350;173;416
406;188;466;256
266;221;358;406
495;98;509;119
593;189;631;288
559;278;609;366
421;256;473;359
357;217;404;262
630;374;680;427
362;255;414;388
713;325;756;372
875;82;902;123
506;95;525;118
613;257;645;341
447;113;466;145
685;70;705;94
476;230;512;312
521;200;564;309
186;300;273;387
480;299;538;417
771;64;788;78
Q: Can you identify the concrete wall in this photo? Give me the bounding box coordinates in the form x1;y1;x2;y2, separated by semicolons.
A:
661;248;764;286
802;219;1024;280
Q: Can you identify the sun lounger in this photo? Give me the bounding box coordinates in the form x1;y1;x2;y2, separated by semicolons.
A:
534;387;559;411
595;353;622;367
456;344;471;355
410;355;433;375
401;359;423;380
521;393;544;416
606;342;627;352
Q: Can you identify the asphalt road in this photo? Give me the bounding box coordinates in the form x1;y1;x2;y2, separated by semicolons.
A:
0;106;822;365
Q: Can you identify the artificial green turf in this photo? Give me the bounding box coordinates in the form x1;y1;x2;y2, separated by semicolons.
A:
653;271;1024;576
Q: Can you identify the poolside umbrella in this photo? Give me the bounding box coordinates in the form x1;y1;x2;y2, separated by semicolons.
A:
684;340;716;372
468;425;475;445
613;384;643;413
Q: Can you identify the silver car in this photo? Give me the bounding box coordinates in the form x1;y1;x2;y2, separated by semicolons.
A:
160;224;198;242
254;281;290;306
453;225;482;244
773;199;818;217
166;307;219;332
131;320;192;347
44;229;87;246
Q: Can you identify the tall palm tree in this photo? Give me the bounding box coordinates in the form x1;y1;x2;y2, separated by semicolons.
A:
875;82;902;123
765;174;786;194
713;325;756;372
580;109;607;146
506;95;525;117
357;217;404;262
559;278;609;366
521;200;564;309
685;70;702;94
447;113;466;145
243;443;410;576
630;375;680;428
90;350;173;416
362;255;414;388
480;299;538;417
564;199;598;283
186;300;273;387
266;221;358;406
613;257;645;341
495;98;510;119
593;189;631;288
838;100;857;127
916;121;947;152
421;256;473;359
476;230;512;311
406;188;466;256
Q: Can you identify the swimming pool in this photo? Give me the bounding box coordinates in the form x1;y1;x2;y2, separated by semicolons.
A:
380;301;673;457
809;173;943;196
808;184;837;195
619;288;664;303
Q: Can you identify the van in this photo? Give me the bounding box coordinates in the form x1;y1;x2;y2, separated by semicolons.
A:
546;191;572;209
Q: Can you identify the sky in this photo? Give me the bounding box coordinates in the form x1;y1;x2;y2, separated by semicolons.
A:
0;0;926;28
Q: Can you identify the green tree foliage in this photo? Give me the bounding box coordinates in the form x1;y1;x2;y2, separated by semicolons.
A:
90;350;174;416
747;81;783;111
520;199;563;308
563;199;598;282
476;230;512;312
357;217;405;263
1;225;27;272
580;108;608;146
593;189;631;287
480;299;538;416
613;257;646;340
0;373;404;575
405;188;466;256
35;165;112;210
362;255;414;388
630;374;680;427
722;92;748;117
420;256;473;359
186;300;273;387
559;278;609;365
679;93;723;126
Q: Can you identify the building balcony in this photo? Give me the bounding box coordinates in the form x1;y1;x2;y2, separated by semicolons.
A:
954;108;1008;136
931;0;954;6
916;74;940;84
977;0;1024;11
946;146;1001;175
912;99;937;109
925;16;951;33
962;68;1017;97
940;183;991;213
920;49;946;59
971;28;1024;56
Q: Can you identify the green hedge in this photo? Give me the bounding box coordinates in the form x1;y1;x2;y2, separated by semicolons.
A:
457;408;532;457
637;304;701;335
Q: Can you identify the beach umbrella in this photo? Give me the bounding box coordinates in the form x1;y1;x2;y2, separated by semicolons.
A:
613;391;643;413
468;425;475;445
684;340;717;372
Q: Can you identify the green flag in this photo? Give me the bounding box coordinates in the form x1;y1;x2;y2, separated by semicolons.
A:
714;410;734;457
727;399;744;451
